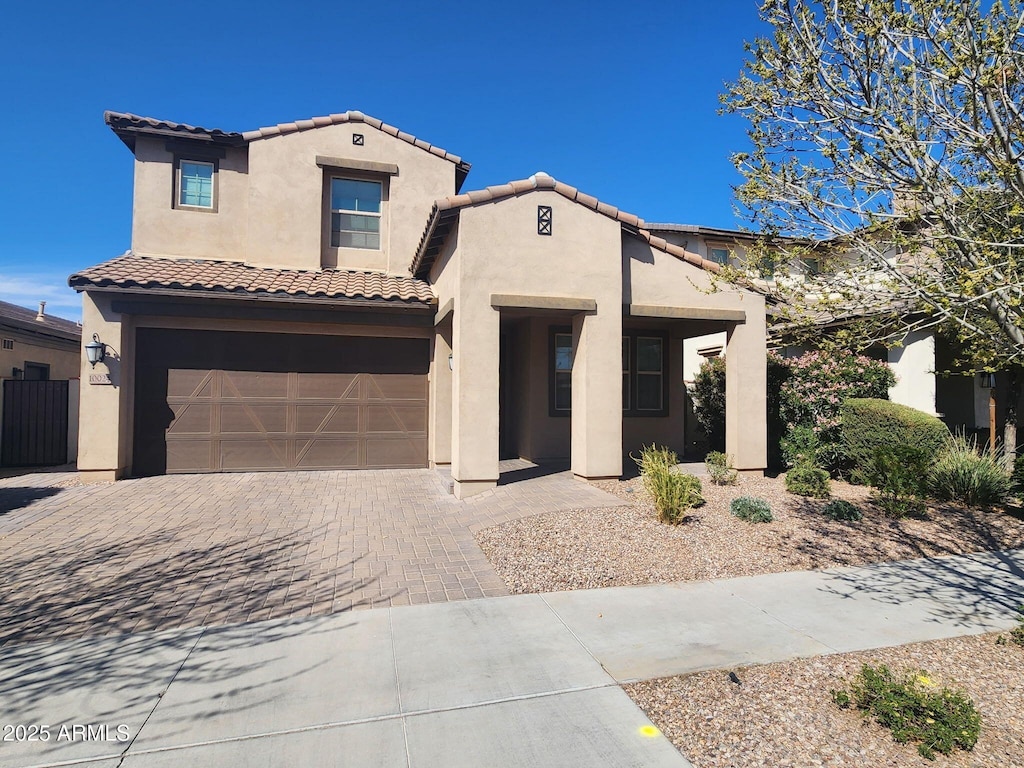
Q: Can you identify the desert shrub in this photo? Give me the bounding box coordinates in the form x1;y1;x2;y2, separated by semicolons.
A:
868;445;931;518
785;465;831;498
929;433;1012;506
822;499;862;521
704;451;738;485
778;352;895;472
691;357;727;452
731;495;773;523
780;425;819;469
1010;606;1024;646
633;445;704;524
691;351;889;471
831;664;981;760
842;398;949;483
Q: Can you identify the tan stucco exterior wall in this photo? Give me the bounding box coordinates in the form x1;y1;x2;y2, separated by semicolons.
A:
246;124;457;273
131;138;249;261
130;125;458;276
78;291;135;481
624;236;768;472
434;191;624;496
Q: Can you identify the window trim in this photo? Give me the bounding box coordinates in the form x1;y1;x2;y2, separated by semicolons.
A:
707;243;732;267
322;172;388;261
548;327;670;418
173;157;218;213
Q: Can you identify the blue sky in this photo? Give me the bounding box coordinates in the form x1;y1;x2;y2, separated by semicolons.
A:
0;0;768;320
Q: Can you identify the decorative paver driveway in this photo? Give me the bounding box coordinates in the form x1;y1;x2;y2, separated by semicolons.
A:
0;463;623;646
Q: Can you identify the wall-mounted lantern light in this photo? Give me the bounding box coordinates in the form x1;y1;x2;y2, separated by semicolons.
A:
448;353;454;371
979;372;997;389
85;333;107;367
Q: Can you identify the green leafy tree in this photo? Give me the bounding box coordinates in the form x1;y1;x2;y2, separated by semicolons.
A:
722;0;1024;367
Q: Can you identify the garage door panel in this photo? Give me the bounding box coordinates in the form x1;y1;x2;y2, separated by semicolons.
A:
366;405;427;433
296;439;360;468
133;330;428;476
166;440;215;473
295;405;360;434
297;373;360;400
365;437;428;468
223;371;290;399
167;370;214;399
166;403;213;434
367;375;427;400
221;440;288;470
221;404;290;434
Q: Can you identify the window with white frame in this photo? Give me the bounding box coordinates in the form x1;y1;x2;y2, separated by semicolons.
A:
178;160;215;209
330;178;382;249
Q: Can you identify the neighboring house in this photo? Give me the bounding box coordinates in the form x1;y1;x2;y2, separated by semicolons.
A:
0;300;81;466
69;110;769;496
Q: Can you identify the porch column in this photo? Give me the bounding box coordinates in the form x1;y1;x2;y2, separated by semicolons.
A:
724;308;767;473
570;309;623;479
78;291;134;482
428;322;453;467
450;299;500;498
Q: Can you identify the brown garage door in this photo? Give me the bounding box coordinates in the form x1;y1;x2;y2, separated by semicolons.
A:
133;329;429;475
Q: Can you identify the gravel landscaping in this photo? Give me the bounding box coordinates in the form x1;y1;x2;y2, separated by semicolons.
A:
625;632;1024;768
475;472;1024;593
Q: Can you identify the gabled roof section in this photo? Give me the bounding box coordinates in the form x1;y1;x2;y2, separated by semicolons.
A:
0;300;81;342
105;109;472;191
105;111;246;151
411;172;723;279
69;253;435;306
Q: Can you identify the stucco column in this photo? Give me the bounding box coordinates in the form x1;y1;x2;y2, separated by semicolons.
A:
725;309;767;473
570;310;623;479
78;291;134;482
429;323;453;467
450;301;500;498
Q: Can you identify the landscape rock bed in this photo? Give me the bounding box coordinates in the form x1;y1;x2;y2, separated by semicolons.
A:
625;632;1024;768
475;473;1024;594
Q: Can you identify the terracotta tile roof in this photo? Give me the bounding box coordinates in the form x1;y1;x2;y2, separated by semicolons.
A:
105;110;471;189
0;300;81;342
69;254;435;305
412;172;723;278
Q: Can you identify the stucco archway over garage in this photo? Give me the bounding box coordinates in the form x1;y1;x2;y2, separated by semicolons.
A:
414;172;768;498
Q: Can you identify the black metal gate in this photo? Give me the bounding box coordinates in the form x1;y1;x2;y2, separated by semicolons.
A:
1;380;69;466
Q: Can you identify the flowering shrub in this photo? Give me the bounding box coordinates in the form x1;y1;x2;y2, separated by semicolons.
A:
692;350;894;472
777;351;895;471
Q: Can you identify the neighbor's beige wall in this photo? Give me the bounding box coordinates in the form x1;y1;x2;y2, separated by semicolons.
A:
246;123;457;273
78;291;135;481
131;138;249;260
0;329;80;382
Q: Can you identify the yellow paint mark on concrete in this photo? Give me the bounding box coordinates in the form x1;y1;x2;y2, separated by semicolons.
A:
638;725;661;738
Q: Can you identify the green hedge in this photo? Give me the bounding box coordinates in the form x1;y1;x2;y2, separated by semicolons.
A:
842;399;949;480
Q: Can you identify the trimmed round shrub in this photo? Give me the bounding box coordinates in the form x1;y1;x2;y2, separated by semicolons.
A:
842;399;949;482
823;499;863;521
929;433;1012;506
731;495;773;523
785;465;831;498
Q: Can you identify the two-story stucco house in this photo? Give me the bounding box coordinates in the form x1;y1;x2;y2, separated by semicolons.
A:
70;111;768;497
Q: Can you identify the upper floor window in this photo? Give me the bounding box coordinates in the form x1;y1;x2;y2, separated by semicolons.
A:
708;246;731;266
331;178;381;249
178;160;215;209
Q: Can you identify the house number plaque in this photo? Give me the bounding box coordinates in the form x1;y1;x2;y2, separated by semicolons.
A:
89;373;112;385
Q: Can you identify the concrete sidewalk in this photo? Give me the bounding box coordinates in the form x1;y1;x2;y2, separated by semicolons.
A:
2;548;1022;768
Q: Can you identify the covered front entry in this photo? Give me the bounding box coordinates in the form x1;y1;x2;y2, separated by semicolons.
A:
133;328;429;475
